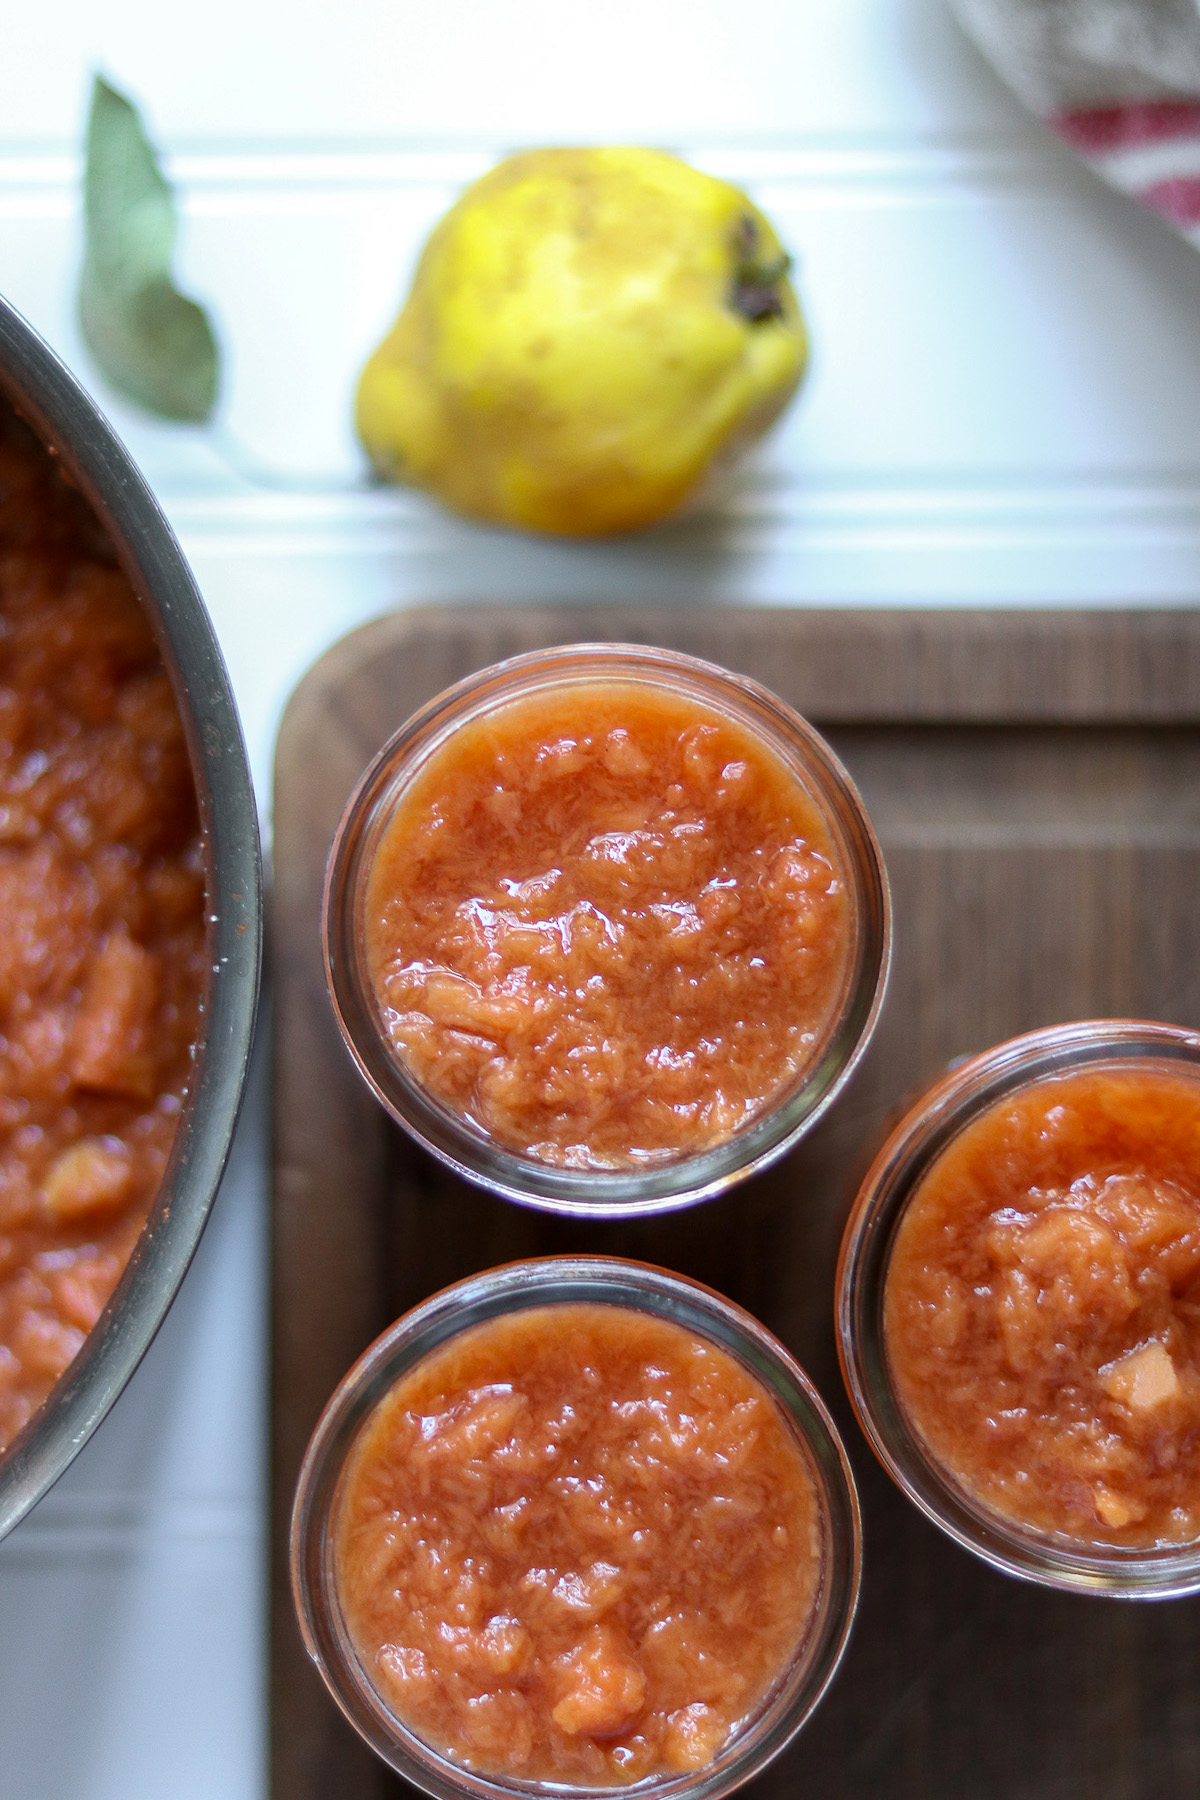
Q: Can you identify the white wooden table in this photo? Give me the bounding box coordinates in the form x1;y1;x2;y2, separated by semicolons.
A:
2;1;1199;1792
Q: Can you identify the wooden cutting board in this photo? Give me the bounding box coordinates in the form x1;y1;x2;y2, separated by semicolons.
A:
272;606;1200;1800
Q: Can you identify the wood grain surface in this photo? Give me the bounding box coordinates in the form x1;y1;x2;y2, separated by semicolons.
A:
272;607;1200;1800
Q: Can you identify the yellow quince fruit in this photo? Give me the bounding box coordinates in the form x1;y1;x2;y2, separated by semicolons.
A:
355;147;807;536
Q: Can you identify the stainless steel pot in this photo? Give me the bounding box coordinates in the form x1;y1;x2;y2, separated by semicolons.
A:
0;294;262;1540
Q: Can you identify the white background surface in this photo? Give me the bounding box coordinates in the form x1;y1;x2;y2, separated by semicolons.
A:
1;2;1199;1794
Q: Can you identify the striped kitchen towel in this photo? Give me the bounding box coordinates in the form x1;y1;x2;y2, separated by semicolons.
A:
951;0;1200;244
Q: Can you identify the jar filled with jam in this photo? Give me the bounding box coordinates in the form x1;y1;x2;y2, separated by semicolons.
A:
292;1256;862;1797
323;643;889;1215
838;1019;1200;1597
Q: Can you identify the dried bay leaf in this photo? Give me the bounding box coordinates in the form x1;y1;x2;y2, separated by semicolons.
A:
80;75;220;423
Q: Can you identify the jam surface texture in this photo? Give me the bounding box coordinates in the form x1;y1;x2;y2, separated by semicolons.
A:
0;411;205;1452
364;682;852;1168
335;1302;824;1783
885;1065;1200;1546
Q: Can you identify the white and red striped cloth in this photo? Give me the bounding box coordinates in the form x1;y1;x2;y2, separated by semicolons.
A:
951;0;1200;243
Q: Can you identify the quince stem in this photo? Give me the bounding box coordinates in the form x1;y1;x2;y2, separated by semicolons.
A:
729;214;792;322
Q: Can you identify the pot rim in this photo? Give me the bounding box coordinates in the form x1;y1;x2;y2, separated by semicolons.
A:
0;293;262;1540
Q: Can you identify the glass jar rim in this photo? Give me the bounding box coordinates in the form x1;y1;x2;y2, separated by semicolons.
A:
837;1017;1200;1597
322;641;891;1217
291;1254;863;1800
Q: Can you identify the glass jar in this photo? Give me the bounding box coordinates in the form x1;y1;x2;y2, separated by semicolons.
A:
292;1256;862;1800
837;1018;1200;1597
323;642;890;1216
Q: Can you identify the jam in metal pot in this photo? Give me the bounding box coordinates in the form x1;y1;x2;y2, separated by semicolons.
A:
0;411;205;1451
